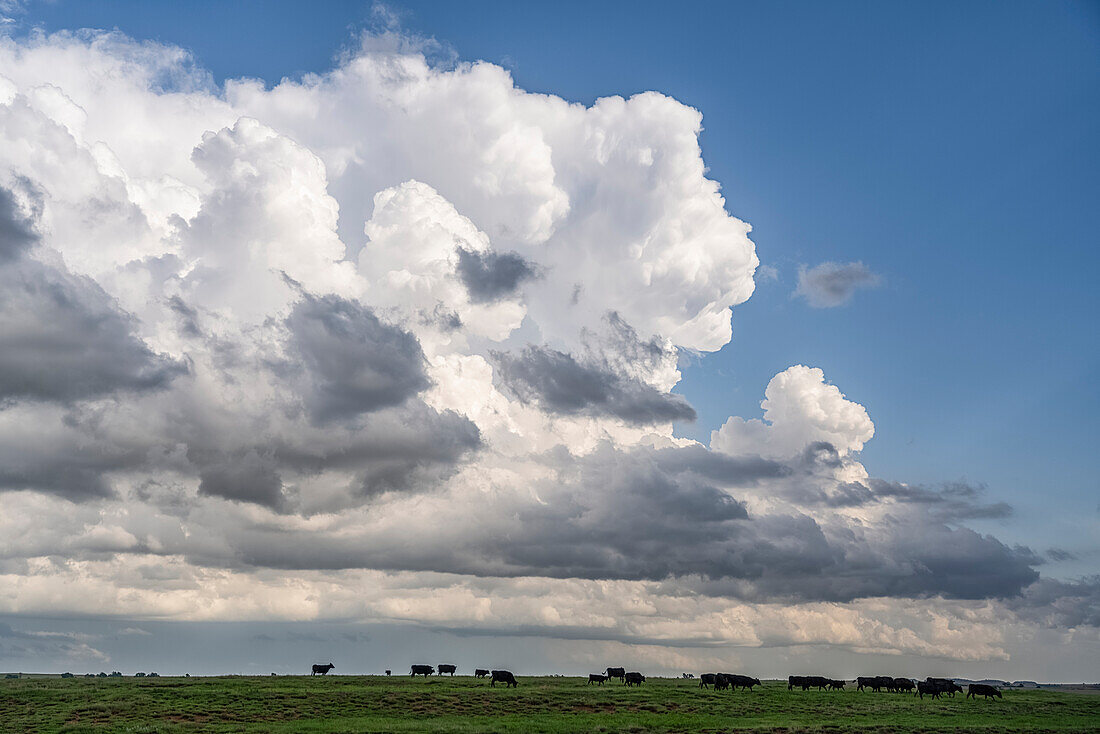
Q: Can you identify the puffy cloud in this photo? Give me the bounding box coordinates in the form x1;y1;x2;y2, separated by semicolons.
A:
794;261;881;307
0;26;1089;678
711;365;874;459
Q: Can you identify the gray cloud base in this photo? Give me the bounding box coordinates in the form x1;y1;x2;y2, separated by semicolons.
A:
493;345;697;424
795;261;881;307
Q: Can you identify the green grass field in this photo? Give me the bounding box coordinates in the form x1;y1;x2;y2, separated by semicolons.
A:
2;675;1097;733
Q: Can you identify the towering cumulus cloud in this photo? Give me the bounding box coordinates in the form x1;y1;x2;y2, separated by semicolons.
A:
0;29;1093;675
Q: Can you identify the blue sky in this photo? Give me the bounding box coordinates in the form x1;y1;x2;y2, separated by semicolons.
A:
1;1;1097;678
20;0;1095;562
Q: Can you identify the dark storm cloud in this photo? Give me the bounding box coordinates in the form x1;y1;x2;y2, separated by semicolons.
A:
0;192;184;404
795;261;881;308
0;405;154;501
0;461;114;500
492;345;697;424
287;293;430;422
0;260;186;403
790;474;1013;520
0;184;39;261
209;439;1039;604
166;294;202;338
197;449;285;510
1007;577;1100;628
455;247;538;303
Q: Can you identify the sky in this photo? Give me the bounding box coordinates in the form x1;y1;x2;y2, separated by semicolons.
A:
0;0;1097;681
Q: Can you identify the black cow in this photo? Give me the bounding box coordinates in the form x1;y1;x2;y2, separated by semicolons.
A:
605;667;625;682
311;663;335;676
857;675;892;692
61;672;73;678
828;679;846;690
727;674;761;691
916;680;941;699
385;670;391;676
699;673;717;689
438;664;457;676
792;675;829;690
893;678;914;692
682;673;694;679
588;674;608;685
624;672;645;686
713;674;730;691
490;669;517;687
474;669;490;678
410;665;434;677
967;683;1003;700
926;677;963;697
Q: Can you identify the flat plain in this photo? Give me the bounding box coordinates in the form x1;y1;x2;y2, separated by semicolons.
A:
2;674;1098;733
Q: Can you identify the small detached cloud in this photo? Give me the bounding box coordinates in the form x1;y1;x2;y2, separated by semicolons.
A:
794;261;881;307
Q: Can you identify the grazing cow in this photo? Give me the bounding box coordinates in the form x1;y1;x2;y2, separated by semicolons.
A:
438;664;457;676
624;672;645;686
135;672;146;677
311;663;335;676
385;670;391;676
857;676;893;692
699;673;717;689
410;665;434;677
926;677;963;697
893;678;914;692
828;679;846;690
490;670;517;687
916;680;941;700
474;669;490;678
728;674;762;691
682;673;694;679
967;683;1003;700
605;667;626;682
61;673;73;678
713;674;730;691
588;674;608;685
148;673;159;678
788;675;805;690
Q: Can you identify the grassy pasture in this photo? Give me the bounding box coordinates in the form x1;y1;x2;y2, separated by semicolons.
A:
2;674;1097;733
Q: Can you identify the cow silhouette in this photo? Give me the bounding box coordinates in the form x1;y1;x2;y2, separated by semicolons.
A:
490;670;517;687
311;663;335;676
967;683;1003;700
